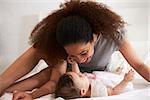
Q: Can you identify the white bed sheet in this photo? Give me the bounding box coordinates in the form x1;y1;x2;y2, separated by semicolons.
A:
1;60;150;100
1;79;150;100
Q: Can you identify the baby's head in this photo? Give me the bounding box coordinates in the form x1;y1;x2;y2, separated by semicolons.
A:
55;72;90;99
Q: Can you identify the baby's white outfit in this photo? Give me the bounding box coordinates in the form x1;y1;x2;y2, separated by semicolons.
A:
84;71;133;97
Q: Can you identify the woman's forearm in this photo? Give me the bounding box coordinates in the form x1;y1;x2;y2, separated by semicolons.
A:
0;47;40;94
119;39;150;82
30;81;56;99
5;68;50;93
31;63;67;99
135;63;150;82
30;62;67;99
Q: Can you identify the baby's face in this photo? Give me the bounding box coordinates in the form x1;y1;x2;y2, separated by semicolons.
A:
66;72;90;93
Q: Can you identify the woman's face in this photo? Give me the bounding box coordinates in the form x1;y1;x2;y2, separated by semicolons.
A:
64;41;95;64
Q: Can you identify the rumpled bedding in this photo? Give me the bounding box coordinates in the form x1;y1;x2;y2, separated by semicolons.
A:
1;73;150;100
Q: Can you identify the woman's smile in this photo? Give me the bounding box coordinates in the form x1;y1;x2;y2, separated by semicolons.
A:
80;56;92;64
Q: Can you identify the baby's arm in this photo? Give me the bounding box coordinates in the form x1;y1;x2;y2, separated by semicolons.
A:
107;69;134;96
72;63;80;73
67;56;80;73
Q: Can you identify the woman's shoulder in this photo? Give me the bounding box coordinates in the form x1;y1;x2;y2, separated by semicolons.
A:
28;46;49;63
29;46;43;57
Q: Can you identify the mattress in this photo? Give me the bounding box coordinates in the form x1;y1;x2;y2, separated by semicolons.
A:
1;78;150;100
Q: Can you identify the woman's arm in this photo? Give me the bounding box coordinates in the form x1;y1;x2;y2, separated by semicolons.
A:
12;80;56;100
29;80;56;99
12;91;33;100
30;61;67;99
119;39;150;82
6;67;51;93
0;46;41;95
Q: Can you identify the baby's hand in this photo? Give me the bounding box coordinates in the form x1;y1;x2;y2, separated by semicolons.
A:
123;69;134;82
67;56;77;65
12;90;33;100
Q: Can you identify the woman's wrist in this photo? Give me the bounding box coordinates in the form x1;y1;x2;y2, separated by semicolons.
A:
30;88;46;99
30;92;36;99
28;92;32;99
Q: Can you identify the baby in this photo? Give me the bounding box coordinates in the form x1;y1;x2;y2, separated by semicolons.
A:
10;60;134;100
55;62;134;99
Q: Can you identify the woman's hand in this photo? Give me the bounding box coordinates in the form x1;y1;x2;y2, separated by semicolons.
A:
12;90;33;100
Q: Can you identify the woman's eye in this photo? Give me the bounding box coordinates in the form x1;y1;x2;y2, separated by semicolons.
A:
81;51;88;56
81;53;87;56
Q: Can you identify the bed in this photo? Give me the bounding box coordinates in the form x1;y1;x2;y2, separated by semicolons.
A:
1;50;150;100
1;75;150;100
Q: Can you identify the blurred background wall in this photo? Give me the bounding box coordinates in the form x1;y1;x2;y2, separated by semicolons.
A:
0;0;150;74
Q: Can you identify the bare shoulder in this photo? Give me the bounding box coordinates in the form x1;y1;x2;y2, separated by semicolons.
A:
16;46;44;65
55;60;67;72
119;38;130;51
26;46;43;59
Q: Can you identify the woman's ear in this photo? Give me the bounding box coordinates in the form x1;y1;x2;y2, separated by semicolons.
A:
93;34;97;42
80;89;86;96
90;34;98;44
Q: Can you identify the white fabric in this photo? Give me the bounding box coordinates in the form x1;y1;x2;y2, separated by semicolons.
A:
90;79;108;97
84;71;133;94
84;71;133;97
93;71;134;92
1;72;149;100
1;84;149;100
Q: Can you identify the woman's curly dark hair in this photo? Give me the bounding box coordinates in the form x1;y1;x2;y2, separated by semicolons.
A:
29;0;126;66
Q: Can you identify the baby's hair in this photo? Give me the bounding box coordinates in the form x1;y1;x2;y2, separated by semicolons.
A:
29;0;125;66
55;74;81;99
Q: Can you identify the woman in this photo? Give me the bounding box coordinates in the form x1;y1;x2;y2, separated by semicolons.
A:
0;0;150;99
